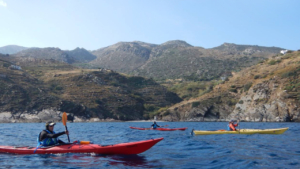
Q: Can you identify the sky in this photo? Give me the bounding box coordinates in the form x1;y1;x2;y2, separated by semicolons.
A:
0;0;299;51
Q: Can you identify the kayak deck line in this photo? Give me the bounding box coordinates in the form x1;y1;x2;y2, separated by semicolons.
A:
0;137;164;155
193;127;289;135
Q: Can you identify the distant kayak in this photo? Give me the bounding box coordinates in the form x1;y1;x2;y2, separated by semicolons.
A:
0;137;163;155
193;127;288;135
130;126;188;131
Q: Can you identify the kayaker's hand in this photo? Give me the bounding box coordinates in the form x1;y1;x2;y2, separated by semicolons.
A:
65;131;69;135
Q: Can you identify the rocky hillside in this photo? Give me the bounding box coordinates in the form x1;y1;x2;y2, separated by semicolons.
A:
0;55;181;123
0;45;28;54
0;55;62;122
12;47;97;64
91;41;155;72
90;41;284;81
13;47;75;63
65;47;96;63
158;51;300;122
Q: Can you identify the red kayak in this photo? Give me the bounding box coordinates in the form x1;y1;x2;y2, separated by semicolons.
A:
0;138;163;155
130;126;188;131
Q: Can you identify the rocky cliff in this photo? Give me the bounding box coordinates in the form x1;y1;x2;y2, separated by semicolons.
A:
160;51;300;122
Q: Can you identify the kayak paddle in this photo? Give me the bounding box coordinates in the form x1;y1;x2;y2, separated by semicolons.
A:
238;119;240;134
62;112;70;143
191;129;194;136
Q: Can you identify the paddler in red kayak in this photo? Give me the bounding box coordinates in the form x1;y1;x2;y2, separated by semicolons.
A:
151;121;161;129
228;120;239;131
37;121;69;147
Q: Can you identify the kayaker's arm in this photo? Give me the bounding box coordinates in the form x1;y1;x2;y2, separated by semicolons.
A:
57;139;67;144
39;130;67;141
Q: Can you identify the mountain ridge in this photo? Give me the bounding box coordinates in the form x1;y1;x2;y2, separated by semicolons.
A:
0;45;28;55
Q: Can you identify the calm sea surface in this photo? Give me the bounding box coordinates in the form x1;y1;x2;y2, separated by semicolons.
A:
0;122;299;169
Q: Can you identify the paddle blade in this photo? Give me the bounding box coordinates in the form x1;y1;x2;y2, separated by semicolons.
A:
62;112;67;126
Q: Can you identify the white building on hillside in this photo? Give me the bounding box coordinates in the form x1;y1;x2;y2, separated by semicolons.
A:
9;65;22;70
280;50;288;55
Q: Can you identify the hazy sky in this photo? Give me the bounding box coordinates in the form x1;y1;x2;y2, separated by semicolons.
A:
0;0;299;50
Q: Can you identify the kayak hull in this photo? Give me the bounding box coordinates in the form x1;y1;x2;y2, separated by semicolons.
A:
193;127;288;135
0;138;163;155
130;126;187;131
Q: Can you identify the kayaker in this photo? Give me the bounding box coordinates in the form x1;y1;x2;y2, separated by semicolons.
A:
151;121;161;129
37;121;69;147
228;120;239;131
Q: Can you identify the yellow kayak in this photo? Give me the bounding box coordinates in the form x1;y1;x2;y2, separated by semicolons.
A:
193;127;288;135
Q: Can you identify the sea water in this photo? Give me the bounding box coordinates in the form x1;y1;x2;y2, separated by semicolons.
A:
0;122;299;169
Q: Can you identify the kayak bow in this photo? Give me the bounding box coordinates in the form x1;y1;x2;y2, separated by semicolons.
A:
0;137;163;155
193;127;288;135
130;126;187;131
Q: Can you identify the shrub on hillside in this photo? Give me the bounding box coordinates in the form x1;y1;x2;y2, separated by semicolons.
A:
228;88;237;93
258;60;265;64
244;82;252;92
254;75;260;79
227;99;238;106
268;59;281;65
3;63;10;68
163;111;170;116
281;67;300;78
192;101;200;107
158;107;169;113
284;85;294;92
55;86;63;90
144;104;158;112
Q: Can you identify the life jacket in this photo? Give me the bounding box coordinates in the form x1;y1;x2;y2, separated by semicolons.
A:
37;130;58;147
153;124;158;129
228;123;237;131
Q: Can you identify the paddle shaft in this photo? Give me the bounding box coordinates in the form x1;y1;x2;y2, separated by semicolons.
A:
65;125;70;143
238;120;240;134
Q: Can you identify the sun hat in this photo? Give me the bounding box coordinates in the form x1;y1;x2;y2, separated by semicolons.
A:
45;121;56;127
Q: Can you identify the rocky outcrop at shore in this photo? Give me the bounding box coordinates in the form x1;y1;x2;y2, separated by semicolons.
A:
229;79;300;122
160;76;300;122
0;109;120;123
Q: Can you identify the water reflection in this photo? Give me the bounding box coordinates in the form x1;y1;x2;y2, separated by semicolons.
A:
104;155;152;168
38;153;153;168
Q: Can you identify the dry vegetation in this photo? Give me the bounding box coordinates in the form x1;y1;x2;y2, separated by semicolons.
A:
0;56;182;120
164;51;300;113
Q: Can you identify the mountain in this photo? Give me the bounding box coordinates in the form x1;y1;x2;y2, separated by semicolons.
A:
13;47;75;63
158;50;300;122
211;43;283;59
12;47;96;64
90;41;155;72
5;41;284;81
65;47;96;63
0;45;28;54
90;41;284;81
